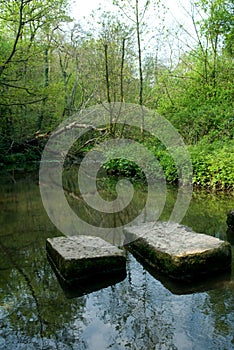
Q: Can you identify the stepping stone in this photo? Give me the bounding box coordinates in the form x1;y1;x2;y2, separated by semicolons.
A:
124;222;232;281
46;235;126;285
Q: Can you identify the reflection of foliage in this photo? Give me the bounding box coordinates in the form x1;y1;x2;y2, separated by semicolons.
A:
0;175;87;345
0;172;233;349
182;189;234;238
207;285;234;347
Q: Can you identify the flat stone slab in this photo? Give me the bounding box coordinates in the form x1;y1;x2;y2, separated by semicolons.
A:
124;222;232;281
46;235;126;284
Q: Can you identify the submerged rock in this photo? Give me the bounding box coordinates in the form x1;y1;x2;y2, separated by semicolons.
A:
226;227;234;245
227;209;234;229
124;222;232;281
46;235;126;285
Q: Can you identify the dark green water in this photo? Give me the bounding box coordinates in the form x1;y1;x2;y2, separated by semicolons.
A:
0;170;233;350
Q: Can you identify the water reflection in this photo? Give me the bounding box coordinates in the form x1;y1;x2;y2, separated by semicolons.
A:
0;170;233;349
62;167;166;246
48;253;127;299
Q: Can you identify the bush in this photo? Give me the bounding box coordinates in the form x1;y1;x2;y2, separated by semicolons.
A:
189;139;234;190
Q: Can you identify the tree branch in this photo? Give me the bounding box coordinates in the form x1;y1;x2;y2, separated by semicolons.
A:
0;81;34;94
50;121;107;139
0;0;25;77
0;98;45;106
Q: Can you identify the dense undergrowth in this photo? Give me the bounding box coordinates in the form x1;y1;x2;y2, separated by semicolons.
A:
102;139;234;191
1;127;234;192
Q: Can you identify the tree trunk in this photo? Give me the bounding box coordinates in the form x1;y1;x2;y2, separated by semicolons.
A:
135;0;144;136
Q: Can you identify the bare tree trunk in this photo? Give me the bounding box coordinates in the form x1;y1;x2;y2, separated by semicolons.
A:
38;47;49;129
135;0;144;136
104;43;114;134
104;43;111;105
136;0;143;107
58;49;70;117
120;38;126;103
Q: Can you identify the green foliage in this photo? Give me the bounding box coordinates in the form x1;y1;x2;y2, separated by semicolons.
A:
189;139;234;189
103;158;144;179
0;0;233;190
156;49;234;145
198;0;234;56
154;150;178;183
102;141;164;181
102;138;234;190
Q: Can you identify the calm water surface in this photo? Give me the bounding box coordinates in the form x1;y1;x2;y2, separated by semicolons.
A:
0;170;233;350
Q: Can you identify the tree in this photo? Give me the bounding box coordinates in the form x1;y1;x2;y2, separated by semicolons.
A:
198;0;234;56
113;0;151;107
146;0;234;146
0;0;71;163
196;0;234;90
0;0;70;78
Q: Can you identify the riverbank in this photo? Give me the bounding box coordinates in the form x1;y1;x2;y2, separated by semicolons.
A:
1;136;234;192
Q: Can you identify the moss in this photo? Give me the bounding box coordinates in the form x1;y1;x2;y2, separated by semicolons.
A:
126;238;231;281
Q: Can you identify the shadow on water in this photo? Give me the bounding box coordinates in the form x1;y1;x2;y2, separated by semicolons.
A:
0;169;234;349
48;252;127;299
127;248;232;295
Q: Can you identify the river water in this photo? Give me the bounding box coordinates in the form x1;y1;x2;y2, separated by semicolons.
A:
0;169;233;350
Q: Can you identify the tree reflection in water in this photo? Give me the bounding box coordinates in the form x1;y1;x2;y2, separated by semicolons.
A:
0;171;233;349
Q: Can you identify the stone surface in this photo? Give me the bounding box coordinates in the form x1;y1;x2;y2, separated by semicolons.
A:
46;235;126;283
124;222;232;281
